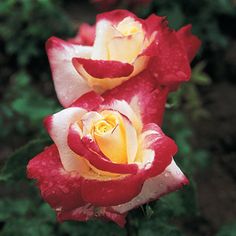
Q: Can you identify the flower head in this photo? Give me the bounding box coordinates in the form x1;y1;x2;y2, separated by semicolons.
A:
46;10;201;107
28;87;188;226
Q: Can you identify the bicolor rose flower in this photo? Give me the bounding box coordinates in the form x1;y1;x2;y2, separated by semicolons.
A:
46;10;201;107
27;77;188;226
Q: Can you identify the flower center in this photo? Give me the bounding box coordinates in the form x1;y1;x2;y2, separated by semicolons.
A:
94;120;113;134
93;112;127;164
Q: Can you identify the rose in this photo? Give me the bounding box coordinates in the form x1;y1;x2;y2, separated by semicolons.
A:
27;84;188;226
46;10;201;107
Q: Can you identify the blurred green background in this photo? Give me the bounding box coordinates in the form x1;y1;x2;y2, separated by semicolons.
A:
0;0;236;235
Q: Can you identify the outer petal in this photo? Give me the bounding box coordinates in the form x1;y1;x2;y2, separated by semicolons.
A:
72;58;134;78
80;174;144;207
27;145;85;211
142;14;167;38
139;123;178;178
46;37;92;107
44;107;88;172
70;91;104;110
112;159;189;214
176;24;201;62
147;28;191;90
57;205;127;227
68;23;96;46
27;144;127;227
103;71;169;126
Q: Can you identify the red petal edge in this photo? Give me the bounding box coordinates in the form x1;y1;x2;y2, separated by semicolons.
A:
176;24;201;62
68;23;96;46
72;58;134;79
27;145;85;211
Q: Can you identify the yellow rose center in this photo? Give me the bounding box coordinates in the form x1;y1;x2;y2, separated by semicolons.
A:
92;112;127;164
94;120;113;134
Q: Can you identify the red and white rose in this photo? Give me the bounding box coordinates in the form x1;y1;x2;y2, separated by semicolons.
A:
46;10;201;107
27;87;188;226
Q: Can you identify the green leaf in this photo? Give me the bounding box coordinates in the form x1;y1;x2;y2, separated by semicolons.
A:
145;204;154;219
191;62;211;86
0;138;52;181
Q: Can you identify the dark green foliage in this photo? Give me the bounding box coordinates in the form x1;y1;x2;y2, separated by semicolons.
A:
0;0;73;67
0;138;51;181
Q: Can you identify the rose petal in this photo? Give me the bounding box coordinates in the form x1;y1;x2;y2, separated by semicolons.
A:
108;33;144;63
46;37;92;107
100;99;142;132
27;144;127;227
44;107;88;172
68;23;96;46
140;123;177;177
176;24;201;62
103;71;169;126
27;145;85;211
72;58;134;78
147;29;191;90
80;173;144;207
57;205;127;227
112;159;189;214
70;91;104;110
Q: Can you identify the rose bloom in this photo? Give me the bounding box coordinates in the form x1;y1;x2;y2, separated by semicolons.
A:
27;76;188;226
47;10;201;108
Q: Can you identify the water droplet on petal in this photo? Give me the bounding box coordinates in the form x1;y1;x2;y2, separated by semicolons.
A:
61;186;69;194
55;206;62;212
153;73;158;78
164;172;169;177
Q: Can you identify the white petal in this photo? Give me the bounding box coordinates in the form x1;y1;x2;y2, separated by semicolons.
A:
49;107;88;172
47;38;93;107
